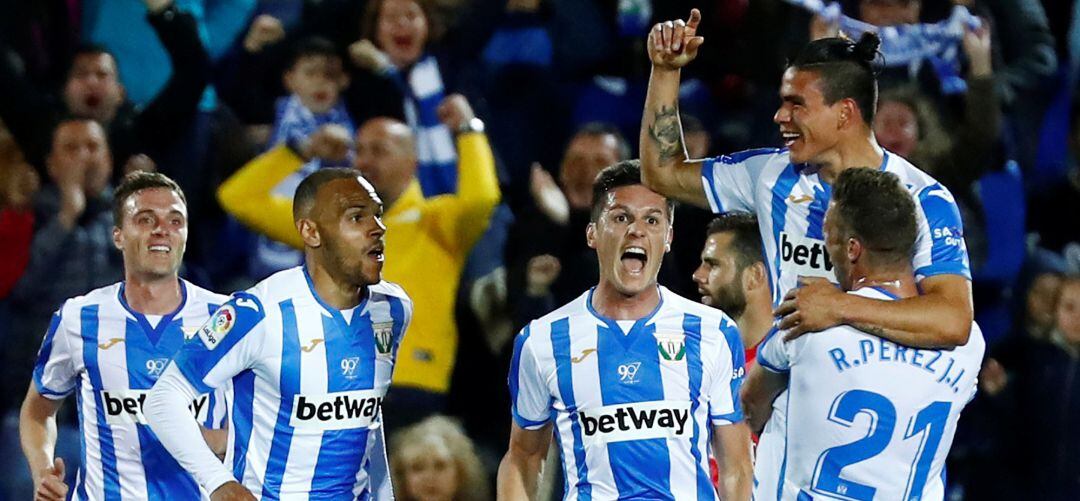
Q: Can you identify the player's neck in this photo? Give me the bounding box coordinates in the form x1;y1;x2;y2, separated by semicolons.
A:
849;269;918;299
591;281;661;320
123;273;183;315
737;290;774;350
818;134;883;184
306;258;364;310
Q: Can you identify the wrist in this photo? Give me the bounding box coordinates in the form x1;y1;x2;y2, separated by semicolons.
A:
456;117;484;135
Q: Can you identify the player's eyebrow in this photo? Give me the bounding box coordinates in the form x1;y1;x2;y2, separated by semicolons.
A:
781;94;805;106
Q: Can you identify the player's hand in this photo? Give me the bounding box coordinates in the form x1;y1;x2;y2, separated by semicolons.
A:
962;22;992;78
34;458;68;501
244;14;286;53
529;163;569;226
349;39;392;73
647;9;705;71
210;481;257;501
437;94;476;131
775;277;845;341
302;124;353;162
526;254;561;296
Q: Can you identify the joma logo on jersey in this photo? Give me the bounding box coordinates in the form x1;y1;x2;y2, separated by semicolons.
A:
656;333;686;362
290;389;385;430
145;358;169;377
101;390;210;425
341;357;360;378
577;400;692;445
780;232;833;275
373;322;394;356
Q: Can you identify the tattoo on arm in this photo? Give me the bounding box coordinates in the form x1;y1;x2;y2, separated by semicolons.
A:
648;104;684;163
855;324;889;338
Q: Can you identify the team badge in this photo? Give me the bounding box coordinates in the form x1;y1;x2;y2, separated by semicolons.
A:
373;321;394;356
656;333;686;362
198;305;236;350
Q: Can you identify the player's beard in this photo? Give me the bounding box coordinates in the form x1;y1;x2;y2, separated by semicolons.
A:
709;282;747;320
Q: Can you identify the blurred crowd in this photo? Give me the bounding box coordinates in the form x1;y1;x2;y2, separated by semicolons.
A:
0;0;1079;498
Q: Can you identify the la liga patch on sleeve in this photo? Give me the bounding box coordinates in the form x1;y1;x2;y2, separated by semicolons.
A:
198;305;236;350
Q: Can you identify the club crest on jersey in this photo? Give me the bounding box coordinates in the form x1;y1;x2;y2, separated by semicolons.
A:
198;305;235;350
146;358;169;377
373;321;394;356
657;333;686;362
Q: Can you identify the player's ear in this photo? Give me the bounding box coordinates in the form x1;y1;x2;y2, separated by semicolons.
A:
298;218;322;248
112;225;123;250
744;261;766;292
586;222;597;249
664;226;673;253
847;237;861;264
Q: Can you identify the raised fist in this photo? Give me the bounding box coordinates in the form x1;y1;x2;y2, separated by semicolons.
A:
647;9;705;71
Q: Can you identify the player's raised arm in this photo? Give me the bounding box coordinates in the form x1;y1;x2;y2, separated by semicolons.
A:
640;8;710;208
497;422;552;500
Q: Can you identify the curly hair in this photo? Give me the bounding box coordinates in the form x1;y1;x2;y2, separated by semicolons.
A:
389;415;490;501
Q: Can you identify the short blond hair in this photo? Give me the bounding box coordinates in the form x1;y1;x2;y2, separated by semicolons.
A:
389;415;490;501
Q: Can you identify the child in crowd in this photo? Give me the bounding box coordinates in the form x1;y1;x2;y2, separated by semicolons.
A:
389;416;490;501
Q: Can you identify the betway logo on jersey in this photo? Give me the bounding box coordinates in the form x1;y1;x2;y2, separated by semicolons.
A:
779;232;834;279
577;400;692;445
290;389;385;431
101;390;210;425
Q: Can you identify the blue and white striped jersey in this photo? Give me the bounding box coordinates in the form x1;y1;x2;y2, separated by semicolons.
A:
169;266;412;499
756;288;985;501
700;149;971;304
509;286;746;500
32;279;230;500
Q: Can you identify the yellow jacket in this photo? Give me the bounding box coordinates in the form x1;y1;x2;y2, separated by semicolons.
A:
218;132;501;393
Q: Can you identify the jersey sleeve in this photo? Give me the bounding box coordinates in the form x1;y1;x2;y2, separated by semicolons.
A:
913;184;971;281
707;318;746;426
700;149;777;214
508;325;551;430
170;292;267;394
32;308;77;399
755;328;790;373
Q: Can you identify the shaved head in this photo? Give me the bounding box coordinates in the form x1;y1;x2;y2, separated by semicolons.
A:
293;168;372;221
354;117;419;206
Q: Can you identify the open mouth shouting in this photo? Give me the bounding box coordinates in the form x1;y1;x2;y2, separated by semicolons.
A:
620;246;648;275
367;244;385;264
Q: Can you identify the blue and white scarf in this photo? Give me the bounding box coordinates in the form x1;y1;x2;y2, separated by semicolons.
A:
785;0;981;94
249;94;356;280
392;54;458;196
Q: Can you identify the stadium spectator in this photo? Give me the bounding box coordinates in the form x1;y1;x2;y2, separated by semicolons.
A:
3;119;123;412
0;0;209;179
0;124;38;299
389;415;490;501
244;36;357;280
218;95;499;426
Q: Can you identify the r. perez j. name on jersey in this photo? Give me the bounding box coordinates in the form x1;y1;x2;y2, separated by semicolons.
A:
701;149;971;303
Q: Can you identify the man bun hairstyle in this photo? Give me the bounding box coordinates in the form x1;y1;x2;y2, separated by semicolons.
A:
831;167;917;267
789;32;881;122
